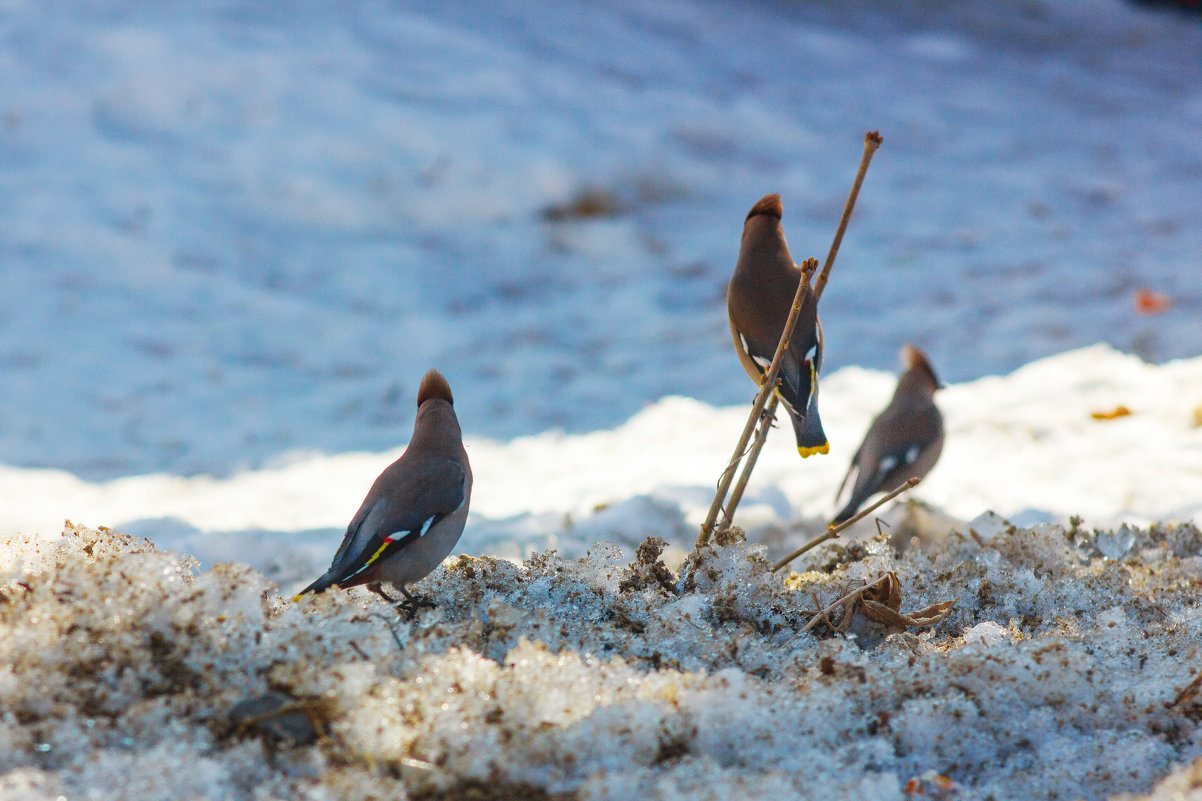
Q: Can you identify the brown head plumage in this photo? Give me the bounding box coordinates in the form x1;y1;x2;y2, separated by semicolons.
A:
746;193;783;221
901;345;943;391
417;369;454;406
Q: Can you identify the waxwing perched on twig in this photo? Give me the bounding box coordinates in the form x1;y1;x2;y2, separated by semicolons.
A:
296;369;472;614
728;193;829;457
832;344;943;524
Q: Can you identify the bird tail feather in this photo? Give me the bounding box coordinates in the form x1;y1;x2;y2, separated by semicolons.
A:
293;572;338;602
789;405;829;458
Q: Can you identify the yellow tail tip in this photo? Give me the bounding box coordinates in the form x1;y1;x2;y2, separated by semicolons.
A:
291;592;306;603
798;443;830;457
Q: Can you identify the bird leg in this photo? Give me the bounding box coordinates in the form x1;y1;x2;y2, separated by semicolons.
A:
398;585;437;610
368;582;437;619
757;401;778;431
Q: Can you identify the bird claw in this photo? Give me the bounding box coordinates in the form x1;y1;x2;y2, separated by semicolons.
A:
395;595;436;619
394;589;437;620
368;583;437;619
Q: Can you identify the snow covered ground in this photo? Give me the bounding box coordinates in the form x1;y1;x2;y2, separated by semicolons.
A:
3;344;1202;594
2;345;1200;800
2;516;1200;801
2;0;1201;798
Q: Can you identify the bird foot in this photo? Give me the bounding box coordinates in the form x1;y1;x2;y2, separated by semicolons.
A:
395;595;437;620
368;583;437;619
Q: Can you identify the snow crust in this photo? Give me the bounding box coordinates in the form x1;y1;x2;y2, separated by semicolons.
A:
1;521;1199;800
2;344;1200;594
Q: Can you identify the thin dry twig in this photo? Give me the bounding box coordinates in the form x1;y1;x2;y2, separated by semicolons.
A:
807;590;836;631
697;258;818;548
791;571;955;640
369;611;409;650
720;394;780;529
1169;668;1202;709
812;131;882;305
772;477;920;573
801;574;891;633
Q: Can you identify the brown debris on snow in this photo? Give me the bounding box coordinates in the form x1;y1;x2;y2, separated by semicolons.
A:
0;519;1200;800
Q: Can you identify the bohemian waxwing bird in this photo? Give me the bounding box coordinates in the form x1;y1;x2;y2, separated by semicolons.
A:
727;193;829;457
832;344;944;524
296;369;472;613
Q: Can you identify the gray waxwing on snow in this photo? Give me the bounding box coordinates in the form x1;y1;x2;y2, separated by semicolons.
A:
728;193;829;457
832;344;943;524
296;369;472;612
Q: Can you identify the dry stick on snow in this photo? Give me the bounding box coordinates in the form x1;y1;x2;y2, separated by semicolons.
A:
1169;668;1202;709
696;258;819;548
716;131;885;533
800;573;891;634
772;477;921;573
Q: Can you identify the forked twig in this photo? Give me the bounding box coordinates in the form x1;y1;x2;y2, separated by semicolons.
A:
697;259;818;548
771;477;920;573
711;131;884;534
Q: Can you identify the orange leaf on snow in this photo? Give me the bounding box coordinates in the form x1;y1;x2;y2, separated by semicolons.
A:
1134;288;1172;315
1091;406;1132;420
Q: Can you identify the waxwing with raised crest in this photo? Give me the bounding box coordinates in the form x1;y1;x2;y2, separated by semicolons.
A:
832;344;943;524
296;369;472;612
728;193;829;457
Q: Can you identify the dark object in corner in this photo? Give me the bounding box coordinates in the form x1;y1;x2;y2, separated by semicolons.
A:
1126;0;1200;13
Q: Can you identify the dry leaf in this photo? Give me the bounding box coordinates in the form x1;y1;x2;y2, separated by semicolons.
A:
1090;406;1132;420
860;599;914;626
863;572;903;610
802;572;956;635
1133;287;1171;315
861;598;956;628
901;600;958;627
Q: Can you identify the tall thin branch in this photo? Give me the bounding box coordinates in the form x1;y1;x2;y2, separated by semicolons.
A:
697;259;818;548
812;131;882;305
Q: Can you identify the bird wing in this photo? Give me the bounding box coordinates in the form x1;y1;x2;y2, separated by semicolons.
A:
313;459;469;590
735;318;821;417
839;411;941;519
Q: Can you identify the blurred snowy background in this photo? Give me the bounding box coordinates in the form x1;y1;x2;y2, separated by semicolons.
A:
1;0;1199;481
3;5;1201;797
